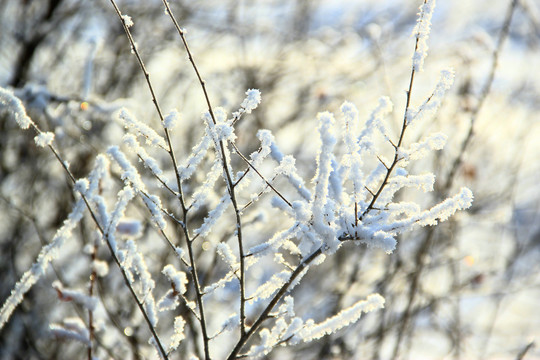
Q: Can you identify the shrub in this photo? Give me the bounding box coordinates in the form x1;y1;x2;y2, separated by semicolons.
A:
1;0;534;359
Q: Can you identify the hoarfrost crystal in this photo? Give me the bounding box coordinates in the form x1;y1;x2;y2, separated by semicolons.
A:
34;132;55;147
412;0;436;72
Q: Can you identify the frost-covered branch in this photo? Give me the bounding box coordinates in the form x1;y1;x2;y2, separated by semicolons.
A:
107;1;214;356
411;0;436;72
0;0;481;358
227;248;324;360
161;0;264;342
0;87;170;358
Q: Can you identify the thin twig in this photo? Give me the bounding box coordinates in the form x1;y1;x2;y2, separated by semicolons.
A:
40;137;170;358
107;1;214;356
231;142;293;208
444;0;518;190
233;147;263;186
1;195;121;359
359;37;417;221
227;247;323;360
135;153;179;198
161;0;249;341
391;3;519;357
87;237;98;360
515;341;535;360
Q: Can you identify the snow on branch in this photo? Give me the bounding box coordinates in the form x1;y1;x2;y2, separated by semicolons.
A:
0;4;478;357
247;270;291;304
261;130;312;201
297;294;385;342
107;146;147;192
399;132;448;162
194;192;231;237
358;96;394;153
216;242;238;269
246;294;384;357
121;240;159;327
117;108;167;149
0;193;87;330
121;14;134;28
158;264;188;312
267;85;471;256
240;89;261;113
163;109;180;130
202;270;237;296
417;187;474;226
177;131;212;181
311;112;339;253
124;134;164;176
52;281;98;311
0;87;35;129
50;318;90;346
412;0;436;72
230;88;263;128
85;155;111;228
34;132;55;148
106;186;136;251
407;68;454;125
190;160;221;211
107;146;167;230
168;316;186;353
162;264;188;296
205;107;236;144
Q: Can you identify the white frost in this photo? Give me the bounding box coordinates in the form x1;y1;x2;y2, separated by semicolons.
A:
240;89;262;113
122;15;134;28
117;108;167;149
163;109;180;129
297;294;385;342
34;132;55;147
169;316;186;352
411;0;436;72
0;87;35;129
